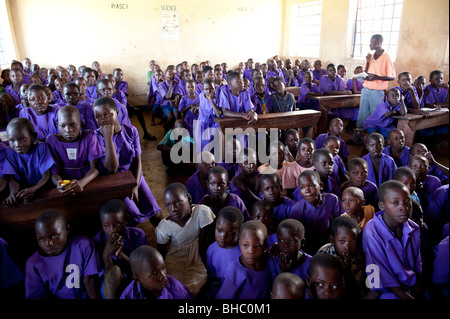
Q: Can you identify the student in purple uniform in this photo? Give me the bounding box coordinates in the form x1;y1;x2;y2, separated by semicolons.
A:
1;69;12;88
82;67;97;99
270;77;295;113
19;84;60;142
62;82;96;130
340;157;379;209
216;220;272;299
284;129;299;162
265;59;284;89
204;207;243;299
11;61;30;84
156;183;215;296
186;151;216;204
196;65;215;95
176;68;193;97
1;93;21;123
199;166;251;220
312;148;341;198
16;83;30;109
271;272;306;299
409;142;449;184
289;170;344;255
93;97;163;227
317;215;368;299
258;173;295;227
46;106;102;197
252;200;277;248
0;236;24;299
297;70;322;111
52;77;67;106
284;69;298;88
341;187;375;230
413;75;427;108
120;245;193;299
409;155;442;208
267;219;311;284
178;79;199;136
425;184;449;246
5;68;23;105
59;69;71;85
382;129;410;167
311;60;326;86
74;76;94;105
93;199;148;299
248;68;263;95
250;76;272;114
25;209;101;299
299;59;312;79
322;136;349;185
362;180;423;299
393;71;421;110
346;65;364;94
423;70;449;108
229;147;261;210
315;117;350;166
362;132;398;187
305;253;346;299
29;73;43;86
243;58;253;81
107;74;127;106
22;58;32;74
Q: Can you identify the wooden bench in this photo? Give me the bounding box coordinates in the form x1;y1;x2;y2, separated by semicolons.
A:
0;171;137;232
285;87;300;98
214;110;322;139
310;94;361;135
393;109;450;147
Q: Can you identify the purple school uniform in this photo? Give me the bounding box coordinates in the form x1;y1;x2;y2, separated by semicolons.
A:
329;155;347;185
312;69;326;82
393;86;419;109
178;95;199;136
195;83;204;96
292;176;340;202
362;212;422;299
243;69;253;81
19;105;60;141
417;175;442;207
289;193;344;254
117;81;129;96
194;91;221;155
159;80;181;104
215;258;272;299
424;84;448;105
25;235;101;299
206;242;241;284
429;164;449;183
84;97;130;130
93;227;147;276
314;132;350;159
298;82;320;110
120;275;193;299
360;180;379;209
72;100;97;130
95;123;162;226
0;237;24;290
5;85;21;105
265;69;284;88
261;196;295;226
425;184;449;225
267;251;312;282
363;100;402;132
318;75;346;93
217;162;241;182
250;91;272;114
346;78;364;92
0;142;7;177
3;142;55;187
219;86;254;114
295;74;304;86
45;130;103;181
53;90;66;105
362;153;397;187
85;85;97;99
382;145;410;167
185;170;209;204
267;233;277;248
113;90;127;106
431;236;449;290
6;106;21;122
299;69;313;79
199;193;251;221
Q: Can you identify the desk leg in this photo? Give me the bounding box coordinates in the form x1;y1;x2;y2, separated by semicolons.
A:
397;120;415;147
317;103;329;136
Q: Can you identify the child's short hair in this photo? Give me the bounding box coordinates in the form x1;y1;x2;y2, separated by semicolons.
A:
303;70;313;79
257;173;282;192
378;180;409;202
7;117;35;136
387;128;403;139
240;220;268;241
63;82;80;92
35;209;67;229
347;157;368;171
329;215;359;236
100;199;128;218
164;182;190;197
337;64;346;71
298;137;314;148
113;68;122;75
397;71;411;80
202;78;214;87
429;70;443;80
329;117;343;126
96;78;111;88
323;135;340;146
226;71;240;83
308;253;343;277
297;170;321;184
81;67;94;77
326;63;335;70
409;155;430;169
129;245;160;275
393;167;416;181
251;200;274;215
277;219;305;240
273;76;285;85
11;61;23;69
285;129;299;138
94;96;118;111
217;206;244;227
28;84;45;94
273;272;305;297
366;132;384;144
208;165;228;181
409;143;426;156
312;148;332;162
202;65;213;74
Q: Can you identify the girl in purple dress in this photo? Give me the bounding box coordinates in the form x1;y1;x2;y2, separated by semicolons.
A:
382;129;410;167
2;118;55;207
53;77;67;105
315;117;350;165
46;106;103;197
93;97;162;227
62;82;97;130
178;79;199;136
251;200;277;248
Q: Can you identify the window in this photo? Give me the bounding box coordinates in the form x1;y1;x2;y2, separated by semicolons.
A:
352;0;403;61
289;1;322;58
0;0;15;69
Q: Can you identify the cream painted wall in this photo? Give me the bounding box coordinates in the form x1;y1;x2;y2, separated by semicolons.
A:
8;0;283;96
282;0;449;87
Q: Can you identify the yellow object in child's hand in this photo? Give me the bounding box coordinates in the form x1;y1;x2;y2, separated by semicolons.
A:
60;180;72;189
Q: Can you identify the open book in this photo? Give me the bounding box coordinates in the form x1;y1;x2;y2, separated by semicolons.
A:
353;72;368;82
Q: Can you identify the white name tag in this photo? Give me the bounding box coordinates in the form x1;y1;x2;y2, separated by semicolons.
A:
0;131;8;142
67;148;77;160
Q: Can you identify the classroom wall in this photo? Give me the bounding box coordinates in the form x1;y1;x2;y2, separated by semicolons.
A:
7;0;283;96
281;0;449;87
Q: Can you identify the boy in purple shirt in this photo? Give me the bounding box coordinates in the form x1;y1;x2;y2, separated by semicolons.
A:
26;210;101;299
362;180;422;299
315;118;349;165
185;151;215;204
382;129;410;167
346;65;364;93
265;59;284;89
62;82;97;130
120;245;193;299
409;155;442;208
423;70;449;108
362;132;398;187
215;221;272;299
393;71;421;110
250;76;272;114
5;68;24;105
298;70;322;111
82;67;97;99
289;170;344;255
311;60;326;85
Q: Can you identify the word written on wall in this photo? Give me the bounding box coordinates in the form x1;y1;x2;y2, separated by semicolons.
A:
111;3;129;9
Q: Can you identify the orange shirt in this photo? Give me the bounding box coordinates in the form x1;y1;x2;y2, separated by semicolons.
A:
363;51;396;91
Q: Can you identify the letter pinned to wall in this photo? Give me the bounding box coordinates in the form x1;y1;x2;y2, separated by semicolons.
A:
161;5;179;40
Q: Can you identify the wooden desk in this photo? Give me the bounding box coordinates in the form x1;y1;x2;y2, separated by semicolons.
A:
0;171;137;232
393;109;449;147
214;110;322;139
310;94;361;134
285;87;300;98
